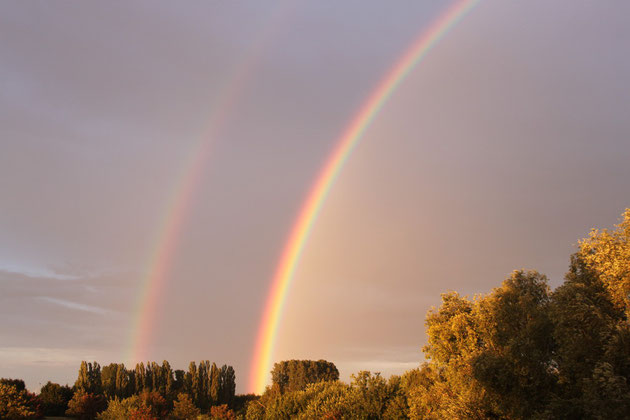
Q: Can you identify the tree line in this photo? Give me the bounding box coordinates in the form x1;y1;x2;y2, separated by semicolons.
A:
1;360;237;419
2;208;630;419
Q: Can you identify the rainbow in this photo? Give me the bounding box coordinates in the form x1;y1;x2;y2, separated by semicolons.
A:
249;0;480;394
127;2;300;364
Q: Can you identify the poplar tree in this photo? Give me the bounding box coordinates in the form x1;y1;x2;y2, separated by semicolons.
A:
115;364;130;398
162;360;174;397
210;363;221;406
219;365;236;406
187;362;199;405
75;361;102;395
197;360;210;409
134;363;146;394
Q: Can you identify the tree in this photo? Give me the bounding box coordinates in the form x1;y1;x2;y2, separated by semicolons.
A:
290;381;356;419
0;382;40;419
544;210;630;417
174;370;186;393
115;364;131;399
579;208;630;315
422;271;555;419
186;362;198;405
472;270;555;419
0;379;26;391
97;395;141;420
66;389;106;420
162;360;174;397
75;361;103;395
209;363;221;406
581;362;630;418
135;363;146;394
101;364;119;399
138;391;168;419
219;365;236;406
128;405;157;420
402;364;444;420
171;392;200;420
270;360;339;394
198;360;210;409
423;291;494;418
210;404;236;420
349;371;391;418
39;381;73;416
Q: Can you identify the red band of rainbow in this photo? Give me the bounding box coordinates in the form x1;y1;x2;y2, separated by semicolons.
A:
249;0;480;394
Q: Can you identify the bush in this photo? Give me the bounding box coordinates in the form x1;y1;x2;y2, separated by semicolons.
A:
170;393;200;420
0;382;41;419
66;389;106;419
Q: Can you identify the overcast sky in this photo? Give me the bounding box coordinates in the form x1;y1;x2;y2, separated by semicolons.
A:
2;0;630;393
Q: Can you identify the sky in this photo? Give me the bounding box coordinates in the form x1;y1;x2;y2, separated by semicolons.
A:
1;0;630;393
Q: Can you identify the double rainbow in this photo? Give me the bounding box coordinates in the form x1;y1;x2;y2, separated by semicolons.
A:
249;0;480;394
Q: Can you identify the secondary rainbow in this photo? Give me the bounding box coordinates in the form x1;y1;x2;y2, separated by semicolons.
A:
127;2;300;364
249;0;480;394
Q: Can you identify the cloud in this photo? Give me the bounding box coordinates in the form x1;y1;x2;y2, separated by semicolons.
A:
0;268;134;353
36;296;110;315
0;263;79;281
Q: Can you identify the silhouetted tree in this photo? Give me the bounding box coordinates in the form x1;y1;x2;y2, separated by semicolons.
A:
39;381;73;416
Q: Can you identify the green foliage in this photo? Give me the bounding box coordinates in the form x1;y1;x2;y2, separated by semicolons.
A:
39;381;74;416
0;382;40;419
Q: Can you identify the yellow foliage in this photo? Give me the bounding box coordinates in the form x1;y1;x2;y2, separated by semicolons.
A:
579;208;630;315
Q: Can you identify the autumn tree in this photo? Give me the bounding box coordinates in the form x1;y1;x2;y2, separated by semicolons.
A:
138;390;168;418
171;392;200;420
348;371;391;418
545;209;630;417
97;395;141;420
0;382;40;420
579;208;630;315
66;389;106;419
0;379;26;391
210;404;237;420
